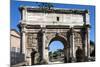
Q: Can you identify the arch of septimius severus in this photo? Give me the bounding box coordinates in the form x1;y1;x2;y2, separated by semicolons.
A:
18;6;90;65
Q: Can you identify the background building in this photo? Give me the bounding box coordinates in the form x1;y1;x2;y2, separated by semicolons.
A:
10;29;24;65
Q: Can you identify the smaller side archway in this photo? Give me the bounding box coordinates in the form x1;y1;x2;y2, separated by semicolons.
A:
76;46;84;62
31;49;37;65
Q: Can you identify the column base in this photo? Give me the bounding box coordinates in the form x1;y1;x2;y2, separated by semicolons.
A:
84;56;88;61
40;59;48;64
68;57;76;63
71;57;76;62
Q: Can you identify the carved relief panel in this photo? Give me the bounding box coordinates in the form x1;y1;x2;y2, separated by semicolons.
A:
27;33;37;47
74;32;82;48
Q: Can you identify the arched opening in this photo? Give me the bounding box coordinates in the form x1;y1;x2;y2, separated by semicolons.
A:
31;49;37;65
49;40;64;63
48;36;68;64
76;46;84;62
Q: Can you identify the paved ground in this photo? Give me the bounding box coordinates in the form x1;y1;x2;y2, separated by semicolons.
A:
49;61;64;64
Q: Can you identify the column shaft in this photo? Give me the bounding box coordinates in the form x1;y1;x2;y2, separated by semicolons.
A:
70;27;75;62
72;32;75;59
22;31;26;61
21;25;26;62
85;31;88;57
22;32;26;54
42;31;46;60
87;28;90;58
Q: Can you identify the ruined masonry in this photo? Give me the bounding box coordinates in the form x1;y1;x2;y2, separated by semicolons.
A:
18;6;90;65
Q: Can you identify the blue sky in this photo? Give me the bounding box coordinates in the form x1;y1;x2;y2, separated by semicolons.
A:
49;40;64;52
11;0;95;52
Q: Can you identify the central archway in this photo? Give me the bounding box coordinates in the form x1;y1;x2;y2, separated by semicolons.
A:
49;40;64;63
47;35;69;63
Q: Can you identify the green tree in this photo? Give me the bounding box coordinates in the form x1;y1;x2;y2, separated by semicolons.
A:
90;40;95;57
49;51;53;58
90;40;95;46
57;49;63;56
57;49;63;52
53;51;58;59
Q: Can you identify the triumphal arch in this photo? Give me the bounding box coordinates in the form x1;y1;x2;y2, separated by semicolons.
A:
18;6;90;65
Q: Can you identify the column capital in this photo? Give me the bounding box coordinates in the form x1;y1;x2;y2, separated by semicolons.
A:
20;23;26;28
21;24;27;33
41;25;46;28
41;27;46;33
70;27;75;35
21;29;26;33
22;30;26;33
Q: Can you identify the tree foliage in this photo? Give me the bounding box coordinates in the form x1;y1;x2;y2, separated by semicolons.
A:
90;40;95;57
90;40;95;46
49;49;64;60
